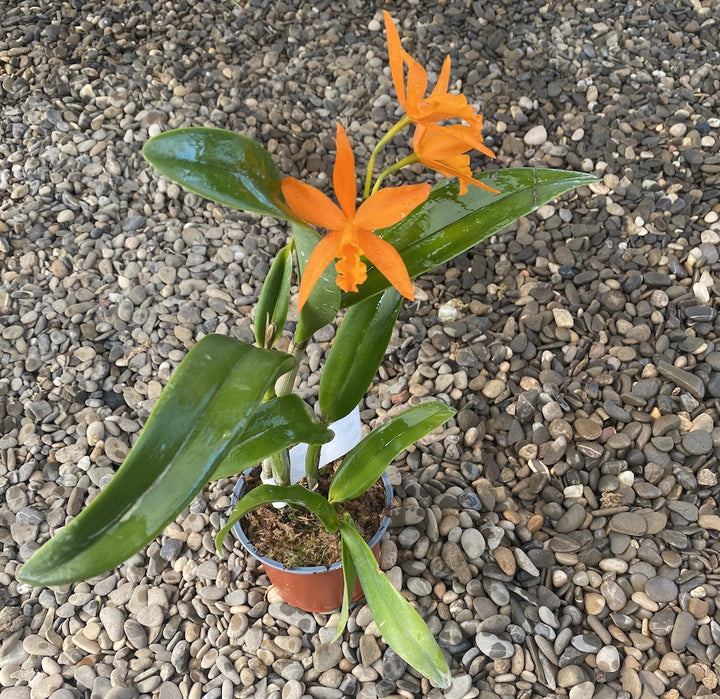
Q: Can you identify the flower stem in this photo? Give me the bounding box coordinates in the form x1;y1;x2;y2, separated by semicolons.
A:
363;116;412;199
371;154;420;194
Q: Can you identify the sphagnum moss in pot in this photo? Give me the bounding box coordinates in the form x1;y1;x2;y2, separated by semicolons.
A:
18;12;597;688
230;460;393;614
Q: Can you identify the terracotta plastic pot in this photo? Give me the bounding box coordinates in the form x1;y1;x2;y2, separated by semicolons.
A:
231;470;392;613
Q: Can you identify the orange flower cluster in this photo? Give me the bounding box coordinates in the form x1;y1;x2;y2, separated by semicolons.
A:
384;10;498;195
283;12;497;309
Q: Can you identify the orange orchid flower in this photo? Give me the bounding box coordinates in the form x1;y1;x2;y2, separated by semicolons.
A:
383;11;491;154
281;123;431;310
413;125;500;196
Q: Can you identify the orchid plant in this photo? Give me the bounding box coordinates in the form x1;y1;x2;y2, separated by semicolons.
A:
19;12;597;688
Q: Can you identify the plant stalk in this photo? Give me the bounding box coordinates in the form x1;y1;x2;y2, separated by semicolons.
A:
363;116;412;199
305;442;322;491
261;337;308;485
371;154;420;194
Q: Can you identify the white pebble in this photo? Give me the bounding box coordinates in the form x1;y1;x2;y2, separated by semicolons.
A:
523;124;548;146
617;471;635;487
596;645;620;672
692;282;710;304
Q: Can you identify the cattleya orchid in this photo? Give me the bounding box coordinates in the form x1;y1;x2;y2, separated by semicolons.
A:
281;123;430;309
363;11;496;199
18;10;597;691
383;11;484;134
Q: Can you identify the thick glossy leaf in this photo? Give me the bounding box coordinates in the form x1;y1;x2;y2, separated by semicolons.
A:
255;244;293;348
319;289;401;423
19;335;298;587
339;520;450;688
329;402;455;504
215;484;340;552
209;395;334;481
142;128;291;220
293;221;341;343
342;168;599;306
331;536;357;643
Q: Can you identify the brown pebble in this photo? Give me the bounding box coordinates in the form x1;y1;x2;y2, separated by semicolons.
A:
441;542;472;584
526;514;545;533
584;592;606;615
51;259;71;279
493;546;517;576
688;598;709;619
698;514;720;531
574;417;603;440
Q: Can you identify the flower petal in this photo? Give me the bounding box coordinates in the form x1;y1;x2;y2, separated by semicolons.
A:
383;11;406;108
333;124;357;220
413;126;500;195
281;177;346;231
466;177;501;194
298;230;342;311
430;55;451;98
413;124;469;158
421;154;473;194
441;121;496;159
404;56;428;115
382;11;496;158
358;230;414;300
355;184;431;231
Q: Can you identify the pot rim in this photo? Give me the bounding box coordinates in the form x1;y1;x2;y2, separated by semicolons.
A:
231;468;392;575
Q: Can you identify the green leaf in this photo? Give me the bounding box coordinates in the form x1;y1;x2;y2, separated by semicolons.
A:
329;402;455;504
19;335;300;587
339;521;450;688
215;483;340;553
209;395;334;481
255;244;293;348
319;289;401;423
292;221;341;343
142;127;291;220
342;168;599;306
331;536;357;643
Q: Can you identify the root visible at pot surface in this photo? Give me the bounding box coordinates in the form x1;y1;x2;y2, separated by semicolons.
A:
238;464;389;568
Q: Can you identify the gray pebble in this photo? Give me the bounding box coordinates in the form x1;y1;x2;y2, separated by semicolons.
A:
475;632;514;659
268;603;316;633
382;648;407;681
460;528;485;558
313;643;343;673
158;684;183;699
681;429;713;455
595;645;620;673
569;682;597;699
555;503;587;533
645;577;679;603
557;664;587;687
670;611;696;652
608;512;647;536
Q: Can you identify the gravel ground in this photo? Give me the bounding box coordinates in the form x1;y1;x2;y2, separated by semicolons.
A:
2;0;720;698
